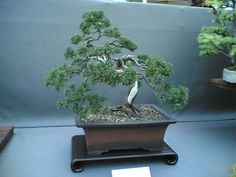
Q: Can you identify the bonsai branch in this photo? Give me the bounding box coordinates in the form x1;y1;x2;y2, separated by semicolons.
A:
219;51;234;60
209;40;234;60
69;58;90;78
138;73;155;90
113;54;146;71
109;40;119;45
86;29;102;46
88;55;107;63
122;55;142;66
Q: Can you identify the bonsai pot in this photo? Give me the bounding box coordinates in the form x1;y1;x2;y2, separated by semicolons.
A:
76;104;176;156
223;68;236;83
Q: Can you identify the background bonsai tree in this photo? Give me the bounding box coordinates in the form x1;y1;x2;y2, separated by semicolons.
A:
231;164;236;177
198;0;236;71
45;11;188;120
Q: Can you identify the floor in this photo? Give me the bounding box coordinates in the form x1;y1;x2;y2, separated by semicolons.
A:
0;117;235;177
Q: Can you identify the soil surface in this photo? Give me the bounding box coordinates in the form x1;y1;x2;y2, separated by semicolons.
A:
81;105;166;123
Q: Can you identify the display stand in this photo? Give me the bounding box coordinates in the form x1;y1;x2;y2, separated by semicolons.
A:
0;126;14;152
211;78;236;90
71;135;178;172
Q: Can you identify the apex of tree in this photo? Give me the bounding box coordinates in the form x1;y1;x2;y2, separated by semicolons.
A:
45;10;189;118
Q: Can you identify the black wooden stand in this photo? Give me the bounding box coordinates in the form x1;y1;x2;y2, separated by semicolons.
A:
71;135;178;172
211;78;236;90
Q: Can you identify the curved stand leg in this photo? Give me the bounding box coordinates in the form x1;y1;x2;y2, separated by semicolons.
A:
71;161;84;172
164;154;178;165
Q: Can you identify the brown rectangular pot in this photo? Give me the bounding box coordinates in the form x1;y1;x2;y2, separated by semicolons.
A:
76;104;176;155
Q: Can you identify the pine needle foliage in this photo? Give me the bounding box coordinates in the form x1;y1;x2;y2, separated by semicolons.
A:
45;11;189;118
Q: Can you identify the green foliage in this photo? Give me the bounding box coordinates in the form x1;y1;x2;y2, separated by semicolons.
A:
198;32;223;56
57;83;107;117
80;11;110;34
64;47;76;59
118;37;138;51
145;56;172;77
71;34;82;45
87;45;121;56
82;62;121;86
230;45;236;57
230;164;236;177
140;56;189;110
45;65;67;90
45;10;189;118
82;62;137;87
198;0;236;68
104;27;121;38
159;85;189;111
137;54;151;62
121;68;137;86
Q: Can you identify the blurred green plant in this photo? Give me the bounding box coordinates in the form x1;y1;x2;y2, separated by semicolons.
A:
230;164;236;177
45;11;189;118
198;0;236;70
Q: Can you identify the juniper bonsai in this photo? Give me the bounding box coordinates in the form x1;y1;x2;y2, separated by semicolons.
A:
45;11;188;120
198;0;236;70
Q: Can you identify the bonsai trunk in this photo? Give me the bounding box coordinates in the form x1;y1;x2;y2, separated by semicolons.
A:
122;80;140;115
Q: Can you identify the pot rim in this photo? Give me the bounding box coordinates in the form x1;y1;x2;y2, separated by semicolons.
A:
224;68;236;73
75;104;176;128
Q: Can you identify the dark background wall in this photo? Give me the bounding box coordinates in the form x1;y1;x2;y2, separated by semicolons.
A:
0;0;235;126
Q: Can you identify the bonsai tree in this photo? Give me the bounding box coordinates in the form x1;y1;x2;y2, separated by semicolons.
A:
198;0;236;73
45;11;188;120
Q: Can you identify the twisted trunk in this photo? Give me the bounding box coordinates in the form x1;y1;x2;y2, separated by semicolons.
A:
113;55;144;115
122;80;140;115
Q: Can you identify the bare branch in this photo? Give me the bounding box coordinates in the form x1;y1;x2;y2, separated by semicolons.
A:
138;72;155;90
70;55;107;79
219;50;233;59
208;40;233;60
69;58;90;78
88;55;107;63
109;40;119;45
125;55;142;67
86;29;103;46
122;55;147;70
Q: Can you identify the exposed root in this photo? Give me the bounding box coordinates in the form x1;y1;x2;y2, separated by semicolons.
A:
109;104;140;118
